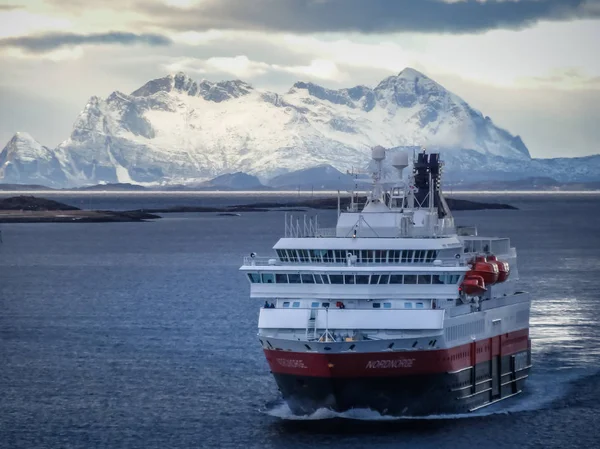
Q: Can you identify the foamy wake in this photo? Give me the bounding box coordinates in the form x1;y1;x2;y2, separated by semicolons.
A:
263;368;593;421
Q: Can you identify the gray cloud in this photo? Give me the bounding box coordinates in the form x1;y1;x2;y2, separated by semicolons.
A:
0;32;172;53
138;0;600;34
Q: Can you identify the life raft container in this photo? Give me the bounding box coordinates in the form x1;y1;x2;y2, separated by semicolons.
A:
468;255;499;285
486;254;510;283
460;274;486;296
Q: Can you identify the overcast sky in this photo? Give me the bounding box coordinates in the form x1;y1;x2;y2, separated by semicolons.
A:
0;0;599;158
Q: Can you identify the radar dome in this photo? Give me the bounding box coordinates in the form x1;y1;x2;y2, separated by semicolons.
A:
371;145;386;161
392;152;409;171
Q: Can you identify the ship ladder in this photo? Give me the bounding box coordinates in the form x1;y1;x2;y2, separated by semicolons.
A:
306;309;317;341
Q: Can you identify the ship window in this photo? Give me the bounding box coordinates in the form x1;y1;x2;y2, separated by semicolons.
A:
323;250;334;263
418;274;432;284
404;275;417;284
299;250;309;262
344;274;355;284
416;302;424;309
370;275;380;284
432;274;444;284
374;250;385;263
428;250;438;262
361;250;372;263
275;273;288;283
248;273;261;283
356;275;369;284
451;275;460;284
404;302;413;308
301;274;315;284
311;302;319;308
383;302;392;309
414;250;425;263
378;274;390;284
261;273;275;284
389;274;403;284
335;250;345;262
283;301;290;308
276;249;288;262
402;250;414;263
329;275;343;284
372;303;381;308
314;274;324;284
309;249;323;263
287;273;301;284
292;302;300;308
286;250;298;262
322;302;330;308
390;250;401;263
320;274;331;284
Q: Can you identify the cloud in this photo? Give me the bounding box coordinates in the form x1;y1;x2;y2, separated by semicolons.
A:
526;68;600;89
139;0;600;34
0;4;21;10
163;55;346;80
0;31;172;53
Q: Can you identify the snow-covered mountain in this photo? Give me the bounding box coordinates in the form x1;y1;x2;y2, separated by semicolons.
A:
0;132;67;186
0;68;597;187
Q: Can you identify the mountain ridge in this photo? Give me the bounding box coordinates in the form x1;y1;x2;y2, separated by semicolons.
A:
0;68;595;187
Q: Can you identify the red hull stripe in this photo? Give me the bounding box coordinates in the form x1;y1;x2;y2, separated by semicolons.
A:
264;328;529;378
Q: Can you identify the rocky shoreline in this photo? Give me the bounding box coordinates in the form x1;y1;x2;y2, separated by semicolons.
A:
0;196;160;223
0;195;517;223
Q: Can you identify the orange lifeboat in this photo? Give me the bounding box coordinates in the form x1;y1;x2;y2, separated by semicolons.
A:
468;255;499;285
487;255;510;283
460;274;486;296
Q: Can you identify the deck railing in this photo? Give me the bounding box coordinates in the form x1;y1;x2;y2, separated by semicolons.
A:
283;213;456;238
242;256;464;267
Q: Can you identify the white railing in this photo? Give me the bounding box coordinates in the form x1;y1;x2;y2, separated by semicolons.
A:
242;256;464;267
283;213;456;239
314;227;337;237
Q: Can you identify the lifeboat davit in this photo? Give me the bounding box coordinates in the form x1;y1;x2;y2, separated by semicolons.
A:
487;255;511;283
468;255;499;285
460;274;486;296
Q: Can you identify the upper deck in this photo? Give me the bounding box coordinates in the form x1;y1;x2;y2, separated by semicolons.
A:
240;150;527;344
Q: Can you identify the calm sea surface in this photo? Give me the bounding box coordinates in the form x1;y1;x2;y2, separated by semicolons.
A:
1;193;599;449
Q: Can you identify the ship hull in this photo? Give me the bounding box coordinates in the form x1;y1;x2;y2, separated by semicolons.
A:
265;331;531;416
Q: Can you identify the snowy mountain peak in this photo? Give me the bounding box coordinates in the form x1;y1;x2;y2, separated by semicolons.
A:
10;131;41;148
374;68;446;109
0;132;67;186
131;72;253;103
396;67;428;81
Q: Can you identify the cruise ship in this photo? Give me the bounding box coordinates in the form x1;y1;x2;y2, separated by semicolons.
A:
240;147;531;416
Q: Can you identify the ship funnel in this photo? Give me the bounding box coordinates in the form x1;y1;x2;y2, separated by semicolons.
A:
392;151;409;178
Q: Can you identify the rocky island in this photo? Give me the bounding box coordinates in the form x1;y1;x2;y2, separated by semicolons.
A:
0;196;160;223
0;194;516;223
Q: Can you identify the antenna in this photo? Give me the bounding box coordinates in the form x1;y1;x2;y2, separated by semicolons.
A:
370;146;386;201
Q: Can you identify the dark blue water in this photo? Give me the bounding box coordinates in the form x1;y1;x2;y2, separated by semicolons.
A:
1;193;599;448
